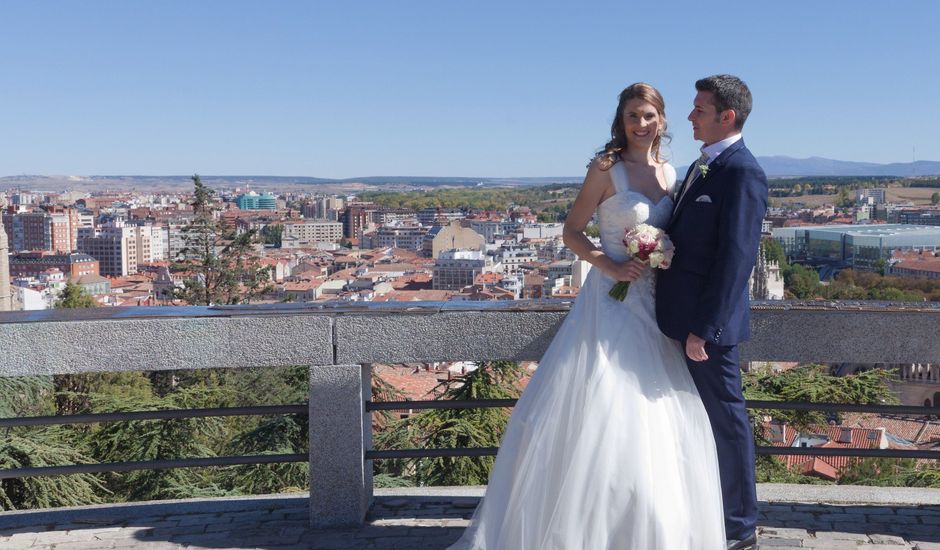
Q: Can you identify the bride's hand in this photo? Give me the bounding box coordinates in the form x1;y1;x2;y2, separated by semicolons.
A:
604;258;648;282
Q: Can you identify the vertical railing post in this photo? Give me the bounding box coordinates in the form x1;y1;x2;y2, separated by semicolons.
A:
309;363;373;528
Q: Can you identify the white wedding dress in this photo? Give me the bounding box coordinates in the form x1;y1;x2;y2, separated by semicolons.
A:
449;162;726;550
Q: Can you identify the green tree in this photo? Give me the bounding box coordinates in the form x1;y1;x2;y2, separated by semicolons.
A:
373;361;525;486
174;175;272;306
54;282;97;309
783;263;820;299
762;239;787;266
932;192;940;205
0;429;110;510
743;363;899;484
0;377;107;511
260;224;283;248
837;187;854;208
86;387;229;501
218;366;309;494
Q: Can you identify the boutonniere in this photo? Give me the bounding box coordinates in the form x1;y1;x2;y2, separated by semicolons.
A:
697;160;710;178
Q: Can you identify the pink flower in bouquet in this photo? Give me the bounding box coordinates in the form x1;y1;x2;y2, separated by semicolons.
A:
609;223;675;301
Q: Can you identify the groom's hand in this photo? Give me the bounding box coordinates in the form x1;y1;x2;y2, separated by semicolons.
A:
685;333;708;362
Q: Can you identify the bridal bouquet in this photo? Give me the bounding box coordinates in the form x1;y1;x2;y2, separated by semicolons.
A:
608;223;675;301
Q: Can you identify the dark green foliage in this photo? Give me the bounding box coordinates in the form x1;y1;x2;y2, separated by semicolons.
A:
261;224;283;247
373;473;415;488
174;174;272;306
744;364;897;429
86;387;230;501
0;376;53;417
754;454;830;485
359;186;578;212
0;428;109;510
762;238;786;266
839;458;940;488
374;361;524;486
221;415;308;494
744;363;898;484
783;263;820;299
359;185;578;223
53;282;97;308
781;263;940;302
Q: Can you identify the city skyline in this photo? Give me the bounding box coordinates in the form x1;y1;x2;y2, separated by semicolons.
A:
1;1;939;178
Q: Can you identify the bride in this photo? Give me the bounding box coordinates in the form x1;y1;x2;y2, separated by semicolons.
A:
448;83;725;549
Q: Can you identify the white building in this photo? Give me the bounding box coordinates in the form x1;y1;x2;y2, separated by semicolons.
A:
373;222;429;250
500;246;538;274
521;223;565;240
282;221;344;247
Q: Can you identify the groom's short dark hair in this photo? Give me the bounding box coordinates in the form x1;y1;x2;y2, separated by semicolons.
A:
696;74;752;130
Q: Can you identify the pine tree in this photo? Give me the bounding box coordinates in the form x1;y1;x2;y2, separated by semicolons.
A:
173;174;272;306
218;366;309;494
85;386;230;501
0;428;110;510
374;361;525;486
0;378;106;510
744;363;899;484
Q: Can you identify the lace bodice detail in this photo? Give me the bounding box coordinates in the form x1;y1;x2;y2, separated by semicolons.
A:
597;162;676;263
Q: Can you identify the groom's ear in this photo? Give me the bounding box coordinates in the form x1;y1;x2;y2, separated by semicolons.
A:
720;109;737;128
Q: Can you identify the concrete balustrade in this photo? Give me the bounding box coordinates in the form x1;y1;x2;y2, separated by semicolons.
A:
2;299;939;527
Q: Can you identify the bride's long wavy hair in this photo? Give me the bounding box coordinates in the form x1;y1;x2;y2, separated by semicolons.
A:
595;83;671;171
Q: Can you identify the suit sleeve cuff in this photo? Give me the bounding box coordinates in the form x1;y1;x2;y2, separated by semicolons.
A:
689;323;723;344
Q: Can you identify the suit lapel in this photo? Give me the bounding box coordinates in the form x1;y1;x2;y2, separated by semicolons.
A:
674;162;696;201
672;139;747;220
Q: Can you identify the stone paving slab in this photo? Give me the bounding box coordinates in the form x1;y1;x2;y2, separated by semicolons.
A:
1;486;939;549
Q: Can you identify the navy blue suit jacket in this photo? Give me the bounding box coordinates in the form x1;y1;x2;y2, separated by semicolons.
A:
656;139;768;346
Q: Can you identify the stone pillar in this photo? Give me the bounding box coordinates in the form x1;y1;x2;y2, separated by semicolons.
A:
309;364;372;528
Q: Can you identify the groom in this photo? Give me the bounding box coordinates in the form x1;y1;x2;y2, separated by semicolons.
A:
656;75;768;550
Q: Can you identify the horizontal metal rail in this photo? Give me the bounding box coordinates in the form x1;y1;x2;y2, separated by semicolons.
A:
367;448;500;460
0;453;307;480
3;399;937;478
755;447;940;460
367;446;940;461
365;399;940;462
746;400;939;416
366;399;517;411
367;399;939;416
0;404;308;428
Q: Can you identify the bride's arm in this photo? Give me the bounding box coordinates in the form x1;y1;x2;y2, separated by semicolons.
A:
562;160;647;283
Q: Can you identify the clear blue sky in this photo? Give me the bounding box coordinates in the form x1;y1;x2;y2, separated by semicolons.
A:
1;1;937;178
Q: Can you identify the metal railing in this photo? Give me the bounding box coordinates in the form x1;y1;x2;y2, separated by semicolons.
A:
0;404;308;480
1;395;937;479
364;397;940;461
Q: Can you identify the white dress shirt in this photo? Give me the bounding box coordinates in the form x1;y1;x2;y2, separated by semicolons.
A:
700;133;742;165
675;133;743;209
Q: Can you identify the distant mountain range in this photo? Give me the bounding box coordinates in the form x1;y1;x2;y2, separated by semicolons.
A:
755;156;940;177
2;157;939;191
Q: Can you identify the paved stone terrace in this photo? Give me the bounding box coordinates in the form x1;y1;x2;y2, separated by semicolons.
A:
1;485;939;549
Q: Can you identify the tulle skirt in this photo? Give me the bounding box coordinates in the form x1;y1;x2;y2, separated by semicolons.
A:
448;269;725;549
